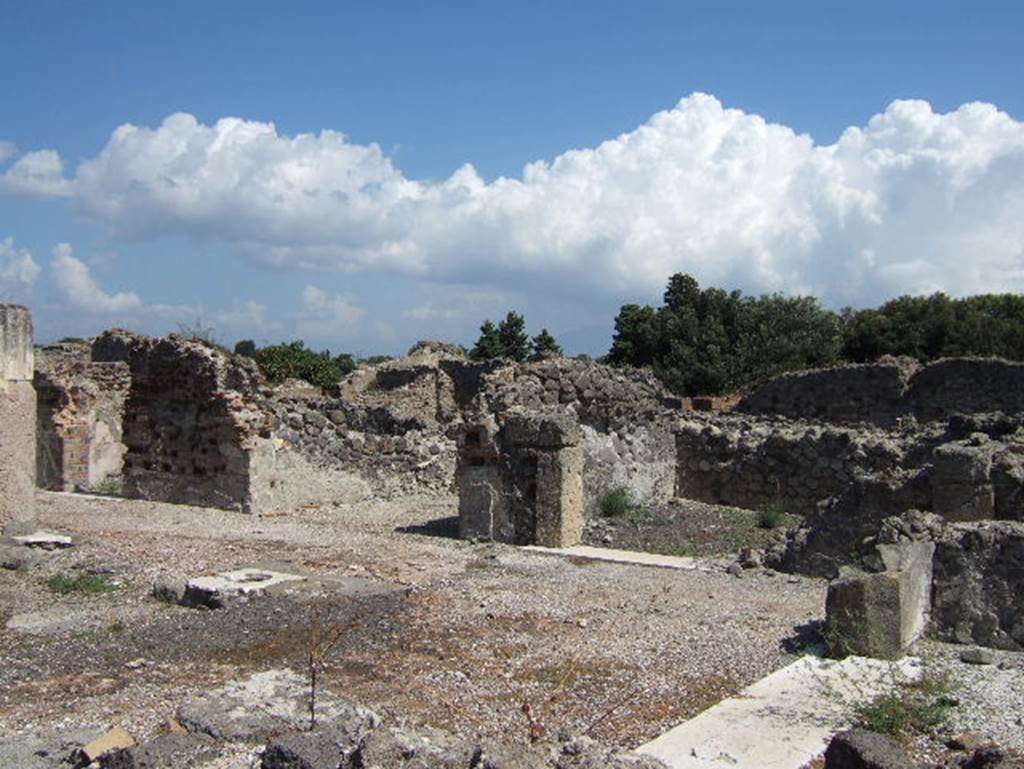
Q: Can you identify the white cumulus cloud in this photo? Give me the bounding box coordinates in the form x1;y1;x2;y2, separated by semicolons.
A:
296;285;366;339
0;149;73;197
0;236;41;298
50;243;142;312
14;95;1024;306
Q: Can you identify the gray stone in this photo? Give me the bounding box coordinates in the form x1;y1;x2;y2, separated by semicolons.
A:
181;567;306;608
151;575;188;604
825;541;933;659
98;733;220;769
261;727;362;769
176;669;379;742
960;647;997;665
0;728;104;769
931;520;1024;650
0;542;38;570
823;729;916;769
11;530;73;549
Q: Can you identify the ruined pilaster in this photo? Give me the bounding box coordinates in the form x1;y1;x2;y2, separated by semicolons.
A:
456;414;584;547
0;305;36;523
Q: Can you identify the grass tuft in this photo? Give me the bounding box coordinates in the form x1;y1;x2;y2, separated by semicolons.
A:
756;500;789;529
600;486;646;519
45;572;120;595
853;669;956;738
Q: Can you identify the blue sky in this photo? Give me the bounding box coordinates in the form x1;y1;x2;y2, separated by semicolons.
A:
2;1;1023;355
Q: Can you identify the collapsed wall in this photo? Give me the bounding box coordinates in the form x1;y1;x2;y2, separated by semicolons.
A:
92;330;273;511
738;356;1024;427
35;343;129;492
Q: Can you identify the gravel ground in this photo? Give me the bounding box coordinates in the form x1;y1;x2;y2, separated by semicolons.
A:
2;489;1021;766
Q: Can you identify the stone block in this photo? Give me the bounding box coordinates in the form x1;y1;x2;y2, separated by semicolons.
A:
823;729;915;769
825;542;933;659
931;437;996;521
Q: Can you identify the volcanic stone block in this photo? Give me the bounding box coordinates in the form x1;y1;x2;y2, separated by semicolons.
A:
931;437;995;521
825;542;934;659
0;304;36;524
456;415;584;547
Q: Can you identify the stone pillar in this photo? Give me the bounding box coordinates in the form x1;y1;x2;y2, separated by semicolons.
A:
824;541;934;659
456;414;584;547
0;305;36;524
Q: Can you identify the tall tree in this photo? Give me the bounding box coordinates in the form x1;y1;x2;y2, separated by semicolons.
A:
497;311;530;362
529;328;562;361
470;320;504;360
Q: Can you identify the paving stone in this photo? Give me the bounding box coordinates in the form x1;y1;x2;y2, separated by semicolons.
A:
176;668;379;742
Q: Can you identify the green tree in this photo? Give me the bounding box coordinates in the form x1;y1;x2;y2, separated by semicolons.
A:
607;304;658;367
470;320;504;360
234;339;257;357
498;311;530;362
529;328;562;361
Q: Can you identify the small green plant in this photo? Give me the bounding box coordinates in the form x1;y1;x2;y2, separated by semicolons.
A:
45;572;120;595
91;476;123;496
600;486;645;519
757;499;788;529
853;668;956;738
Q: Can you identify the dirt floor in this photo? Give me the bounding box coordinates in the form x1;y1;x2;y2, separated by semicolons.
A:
4;490;1021;769
1;490;825;751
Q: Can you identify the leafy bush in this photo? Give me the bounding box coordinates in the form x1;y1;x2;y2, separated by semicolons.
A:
608;273;842;396
254;341;347;389
233;339;257;357
600;486;645;518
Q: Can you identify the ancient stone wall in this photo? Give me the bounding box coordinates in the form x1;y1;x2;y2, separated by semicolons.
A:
34;343;130;492
0;305;36;524
678;412;1024;577
92;330;272;512
906;358;1024;422
457;414;584;547
929;520;1024;651
477;359;682;514
675;415;929;517
263;387;453;500
738;357;1024;427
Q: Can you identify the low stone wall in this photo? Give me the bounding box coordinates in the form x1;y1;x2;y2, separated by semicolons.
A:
678;413;1024;577
265;388;455;499
738;356;1024;427
907;358;1024;422
34;344;129;492
675;415;924;516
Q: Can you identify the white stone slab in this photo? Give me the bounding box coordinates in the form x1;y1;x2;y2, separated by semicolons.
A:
11;531;73;549
186;565;303;593
523;544;722;572
638;654;921;769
